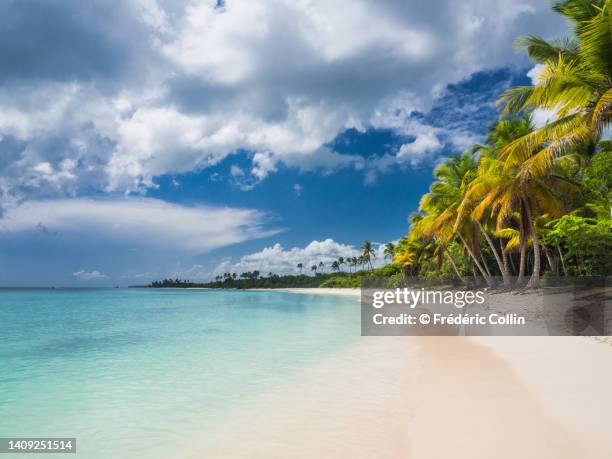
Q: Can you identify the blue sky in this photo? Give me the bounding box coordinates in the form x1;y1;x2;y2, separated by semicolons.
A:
0;0;566;286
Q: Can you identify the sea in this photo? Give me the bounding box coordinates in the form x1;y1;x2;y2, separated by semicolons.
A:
0;288;360;458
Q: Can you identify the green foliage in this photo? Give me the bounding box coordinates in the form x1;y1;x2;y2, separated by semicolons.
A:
582;149;612;218
544;215;612;275
146;264;405;290
318;275;361;288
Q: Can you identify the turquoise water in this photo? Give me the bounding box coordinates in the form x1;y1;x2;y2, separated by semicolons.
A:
0;289;360;458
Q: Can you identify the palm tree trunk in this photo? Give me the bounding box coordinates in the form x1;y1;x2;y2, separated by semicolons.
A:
524;199;541;289
477;221;511;285
480;253;492;277
516;207;528;287
501;239;512;277
436;236;464;281
517;238;527;285
456;232;491;285
543;246;559;276
557;245;567;276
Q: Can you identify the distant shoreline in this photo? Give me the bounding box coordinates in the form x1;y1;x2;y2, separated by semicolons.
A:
246;287;361;297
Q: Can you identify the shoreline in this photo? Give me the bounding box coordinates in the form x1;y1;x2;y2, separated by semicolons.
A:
187;288;612;458
191;334;612;458
247;287;361;298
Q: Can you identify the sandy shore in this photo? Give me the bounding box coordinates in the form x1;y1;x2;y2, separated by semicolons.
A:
256;287;361;297
189;289;612;458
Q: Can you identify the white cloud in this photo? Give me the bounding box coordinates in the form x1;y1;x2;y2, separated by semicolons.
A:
0;0;565;201
526;65;559;128
527;63;546;85
0;197;279;253
207;238;388;278
292;184;303;196
73;270;108;280
531;107;559;128
230;164;245;177
397;132;443;166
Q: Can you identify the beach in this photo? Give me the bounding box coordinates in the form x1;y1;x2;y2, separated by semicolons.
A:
2;288;611;458
194;289;612;458
251;287;361;297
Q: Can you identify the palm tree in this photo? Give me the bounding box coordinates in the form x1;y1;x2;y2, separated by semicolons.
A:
499;0;611;180
358;255;364;271
348;256;357;272
331;261;340;272
460;117;579;287
337;257;345;271
419;152;494;284
457;118;533;286
384;242;396;260
297;263;303;274
407;212;464;280
318;261;325;273
311;264;317;275
361;241;375;270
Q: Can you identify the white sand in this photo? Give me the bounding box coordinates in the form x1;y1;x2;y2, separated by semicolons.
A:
266;287;361;297
189;289;612;458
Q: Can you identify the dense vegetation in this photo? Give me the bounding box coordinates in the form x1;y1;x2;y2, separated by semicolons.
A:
392;0;611;287
149;0;611;290
147;264;402;289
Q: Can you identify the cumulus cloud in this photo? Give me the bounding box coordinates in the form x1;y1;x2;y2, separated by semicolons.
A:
73;270;108;280
397;133;443;166
205;238;389;279
0;197;279;253
0;0;565;202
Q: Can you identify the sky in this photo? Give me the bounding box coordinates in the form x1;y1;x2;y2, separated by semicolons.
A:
0;0;567;286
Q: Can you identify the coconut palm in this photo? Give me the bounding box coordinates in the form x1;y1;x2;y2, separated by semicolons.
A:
408;212;465;280
297;263;303;273
460;117;579;287
331;261;340;272
383;242;396;260
337;257;345;271
361;241;375;270
457;118;533;286
310;264;317;275
418;151;494;284
499;0;612;179
357;255;366;271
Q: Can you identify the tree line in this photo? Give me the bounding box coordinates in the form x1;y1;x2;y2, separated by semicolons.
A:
390;0;611;287
147;1;611;290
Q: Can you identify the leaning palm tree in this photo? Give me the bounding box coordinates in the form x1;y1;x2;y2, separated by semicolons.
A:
499;0;612;178
361;241;376;270
419;152;493;284
456;117;534;286
297;263;303;274
461;129;578;287
408;212;464;280
311;264;317;275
